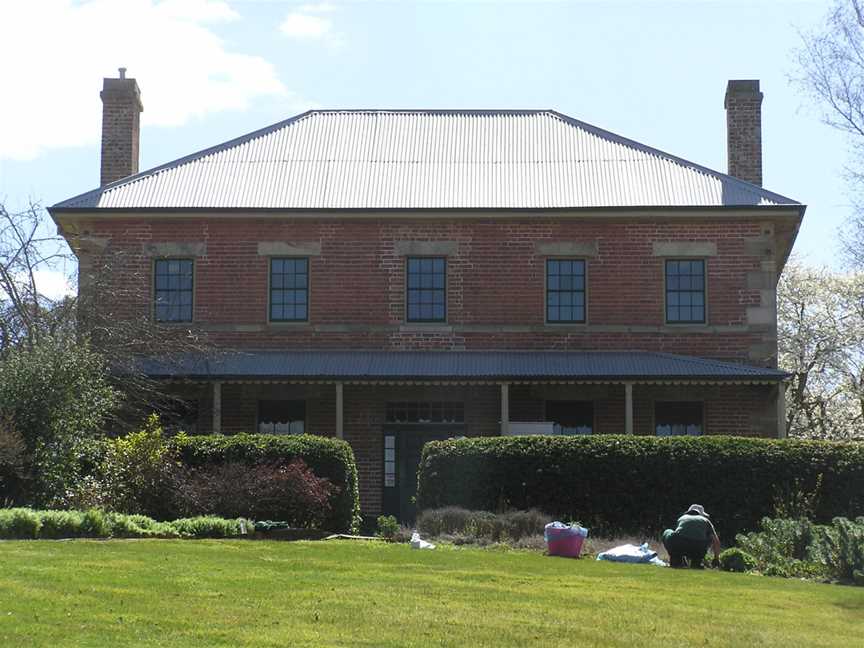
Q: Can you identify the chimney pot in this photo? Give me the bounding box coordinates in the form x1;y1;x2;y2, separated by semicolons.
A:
724;79;763;186
100;69;143;186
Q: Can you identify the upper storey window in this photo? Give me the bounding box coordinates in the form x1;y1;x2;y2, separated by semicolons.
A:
154;259;193;322
546;259;586;323
407;257;446;322
270;258;309;322
665;260;705;324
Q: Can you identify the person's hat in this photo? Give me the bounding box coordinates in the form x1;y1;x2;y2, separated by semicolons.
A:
686;504;709;518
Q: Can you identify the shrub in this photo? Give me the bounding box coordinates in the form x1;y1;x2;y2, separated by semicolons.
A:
59;415;184;520
736;517;817;565
0;508;41;538
108;513;180;538
0;338;119;505
80;508;111;537
416;507;551;543
173;434;360;532
809;517;864;582
176;459;336;528
735;516;864;582
39;510;85;538
168;516;247;538
719;548;757;572
416;436;864;539
376;515;400;540
0;417;28;500
0;508;247;540
98;415;184;520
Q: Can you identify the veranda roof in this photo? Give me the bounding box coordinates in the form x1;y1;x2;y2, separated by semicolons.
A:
134;350;787;383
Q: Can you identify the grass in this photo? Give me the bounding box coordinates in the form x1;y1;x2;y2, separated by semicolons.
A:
0;540;861;647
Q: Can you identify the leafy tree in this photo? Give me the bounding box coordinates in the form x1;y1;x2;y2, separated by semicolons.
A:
778;260;864;439
1;199;213;503
0;337;119;503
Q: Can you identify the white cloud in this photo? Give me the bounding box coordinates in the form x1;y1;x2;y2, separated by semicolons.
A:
280;2;344;50
156;0;239;23
32;268;75;301
0;0;291;161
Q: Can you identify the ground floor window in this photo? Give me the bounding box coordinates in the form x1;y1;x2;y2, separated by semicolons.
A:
258;400;306;434
546;400;594;435
385;401;464;424
655;401;703;436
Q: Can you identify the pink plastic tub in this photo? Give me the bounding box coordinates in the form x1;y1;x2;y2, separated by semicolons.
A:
545;523;587;558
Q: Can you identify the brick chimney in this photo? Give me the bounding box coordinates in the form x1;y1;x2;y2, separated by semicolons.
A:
724;79;763;186
100;67;143;186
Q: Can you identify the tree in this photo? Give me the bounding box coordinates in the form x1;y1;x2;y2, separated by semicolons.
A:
0;201;72;351
778;260;864;439
0;200;212;503
794;0;864;267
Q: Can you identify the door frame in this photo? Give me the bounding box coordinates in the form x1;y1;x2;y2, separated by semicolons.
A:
381;423;463;521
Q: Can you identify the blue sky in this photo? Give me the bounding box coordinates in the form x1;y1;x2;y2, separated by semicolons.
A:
0;0;850;294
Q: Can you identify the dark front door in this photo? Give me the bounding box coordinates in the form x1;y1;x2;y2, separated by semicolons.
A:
384;426;460;522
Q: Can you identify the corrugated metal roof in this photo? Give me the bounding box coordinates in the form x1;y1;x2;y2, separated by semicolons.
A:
53;110;799;211
134;350;788;381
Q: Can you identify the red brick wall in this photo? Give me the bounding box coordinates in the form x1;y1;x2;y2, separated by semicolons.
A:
76;216;776;364
509;383;774;437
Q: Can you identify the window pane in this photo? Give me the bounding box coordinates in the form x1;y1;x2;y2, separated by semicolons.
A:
655;401;703;436
406;257;446;322
546;259;586;323
270;258;309;321
665;259;705;323
154;259;194;322
259;400;306;435
386;401;464;423
547;401;594;435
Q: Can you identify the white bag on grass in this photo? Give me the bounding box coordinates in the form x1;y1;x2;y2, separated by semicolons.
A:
410;532;435;550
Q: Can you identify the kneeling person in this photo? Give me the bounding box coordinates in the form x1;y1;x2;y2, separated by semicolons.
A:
662;504;721;568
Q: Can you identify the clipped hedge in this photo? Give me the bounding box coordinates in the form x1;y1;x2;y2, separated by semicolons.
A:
416;436;864;539
0;508;249;539
171;434;360;533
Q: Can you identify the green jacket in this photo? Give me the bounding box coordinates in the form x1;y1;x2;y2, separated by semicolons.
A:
673;514;716;542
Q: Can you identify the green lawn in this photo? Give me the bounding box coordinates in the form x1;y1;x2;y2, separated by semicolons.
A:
0;540;860;647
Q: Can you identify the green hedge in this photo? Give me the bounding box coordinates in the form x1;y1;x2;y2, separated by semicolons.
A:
416;436;864;539
0;508;249;539
171;434;360;533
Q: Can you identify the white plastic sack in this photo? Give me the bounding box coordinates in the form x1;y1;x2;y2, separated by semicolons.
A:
597;542;667;567
410;531;435;550
543;521;589;541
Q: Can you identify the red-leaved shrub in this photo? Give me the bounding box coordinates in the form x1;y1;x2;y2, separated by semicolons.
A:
177;459;337;528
